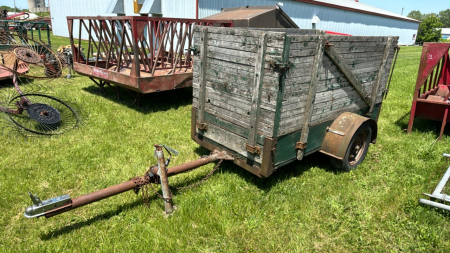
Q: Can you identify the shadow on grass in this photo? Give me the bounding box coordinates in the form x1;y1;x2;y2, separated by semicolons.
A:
40;196;159;240
395;111;450;138
82;83;193;114
190;145;340;192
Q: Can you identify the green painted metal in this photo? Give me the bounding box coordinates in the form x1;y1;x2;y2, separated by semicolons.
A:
0;20;51;47
273;104;380;168
272;35;291;137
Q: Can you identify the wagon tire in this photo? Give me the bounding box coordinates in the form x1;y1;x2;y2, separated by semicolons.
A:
330;122;372;171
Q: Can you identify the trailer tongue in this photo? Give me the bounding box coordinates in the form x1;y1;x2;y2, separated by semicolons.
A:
24;146;233;218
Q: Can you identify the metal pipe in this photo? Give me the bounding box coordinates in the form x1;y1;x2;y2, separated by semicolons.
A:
34;150;233;218
150;151;232;177
45;179;138;218
419;199;450;211
155;145;174;214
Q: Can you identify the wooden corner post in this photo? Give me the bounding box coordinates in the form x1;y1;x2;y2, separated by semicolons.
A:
368;37;394;116
296;36;326;160
197;26;209;131
246;32;268;155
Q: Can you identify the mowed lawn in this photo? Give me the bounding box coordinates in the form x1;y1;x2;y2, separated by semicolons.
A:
0;34;450;252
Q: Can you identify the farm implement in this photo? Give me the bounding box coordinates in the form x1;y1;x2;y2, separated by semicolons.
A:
407;42;450;139
0;32;81;136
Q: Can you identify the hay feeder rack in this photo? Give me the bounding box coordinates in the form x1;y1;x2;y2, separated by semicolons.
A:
407;43;450;139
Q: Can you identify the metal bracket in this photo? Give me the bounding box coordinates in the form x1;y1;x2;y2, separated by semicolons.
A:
326;127;345;136
245;143;261;155
295;142;307;150
196;122;208;130
325;41;335;49
189;45;200;55
269;60;290;71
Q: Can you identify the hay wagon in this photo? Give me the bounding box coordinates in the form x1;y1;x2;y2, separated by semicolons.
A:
191;26;399;176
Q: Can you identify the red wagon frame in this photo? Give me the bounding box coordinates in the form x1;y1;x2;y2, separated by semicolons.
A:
67;16;232;104
407;43;450;139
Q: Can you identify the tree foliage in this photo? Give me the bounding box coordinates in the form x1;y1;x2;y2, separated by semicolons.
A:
0;5;26;13
417;16;443;43
439;9;450;27
407;10;423;21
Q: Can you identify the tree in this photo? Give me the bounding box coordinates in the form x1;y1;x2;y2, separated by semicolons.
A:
417;16;443;43
407;10;423;21
439;9;450;27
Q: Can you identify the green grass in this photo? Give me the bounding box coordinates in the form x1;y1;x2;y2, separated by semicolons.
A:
1;36;450;252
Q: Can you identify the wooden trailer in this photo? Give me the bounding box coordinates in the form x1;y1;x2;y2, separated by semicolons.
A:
192;26;399;177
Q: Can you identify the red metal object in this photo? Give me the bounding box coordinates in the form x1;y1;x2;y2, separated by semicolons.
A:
6;12;29;20
325;31;352;36
67;16;232;104
407;43;450;139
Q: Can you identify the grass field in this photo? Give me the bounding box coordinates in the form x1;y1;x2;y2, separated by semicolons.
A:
1;34;450;252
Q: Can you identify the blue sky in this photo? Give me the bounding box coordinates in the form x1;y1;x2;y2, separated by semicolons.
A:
2;0;448;16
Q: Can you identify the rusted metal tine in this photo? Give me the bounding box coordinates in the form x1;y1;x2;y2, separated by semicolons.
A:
94;20;104;67
86;21;92;63
77;19;82;64
83;20;101;60
148;20;154;69
172;23;189;72
105;21;115;69
83;20;107;62
139;39;150;72
151;22;170;75
102;20;122;65
186;24;193;66
124;22;136;68
116;20;127;72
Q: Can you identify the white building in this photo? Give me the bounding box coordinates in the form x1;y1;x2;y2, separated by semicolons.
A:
49;0;420;45
442;28;450;40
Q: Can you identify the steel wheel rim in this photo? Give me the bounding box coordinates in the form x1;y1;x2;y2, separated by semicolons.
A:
7;94;79;135
348;131;367;166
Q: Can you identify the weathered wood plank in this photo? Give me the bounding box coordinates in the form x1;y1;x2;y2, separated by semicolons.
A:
368;37;394;116
248;32;268;148
204;112;265;145
197;122;264;164
324;46;371;106
197;26;209;125
193;86;275;112
297;36;326;160
203;103;274;136
326;36;397;42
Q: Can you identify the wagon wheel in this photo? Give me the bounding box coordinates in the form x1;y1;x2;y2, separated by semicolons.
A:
0;33;62;79
6;94;80;135
331;122;372;171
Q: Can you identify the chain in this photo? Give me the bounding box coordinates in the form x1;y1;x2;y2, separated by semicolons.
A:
133;158;224;205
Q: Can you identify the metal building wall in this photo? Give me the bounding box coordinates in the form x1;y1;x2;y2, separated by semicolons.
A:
50;0;116;39
198;0;419;45
161;0;196;19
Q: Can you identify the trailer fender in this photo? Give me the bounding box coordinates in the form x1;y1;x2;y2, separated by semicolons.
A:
320;112;377;161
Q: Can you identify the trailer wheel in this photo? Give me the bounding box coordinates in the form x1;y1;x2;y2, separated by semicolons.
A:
331;122;372;171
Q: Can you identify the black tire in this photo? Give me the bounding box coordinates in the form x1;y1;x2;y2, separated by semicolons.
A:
331;122;372;171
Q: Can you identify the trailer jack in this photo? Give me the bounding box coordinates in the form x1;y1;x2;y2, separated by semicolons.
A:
24;145;233;218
